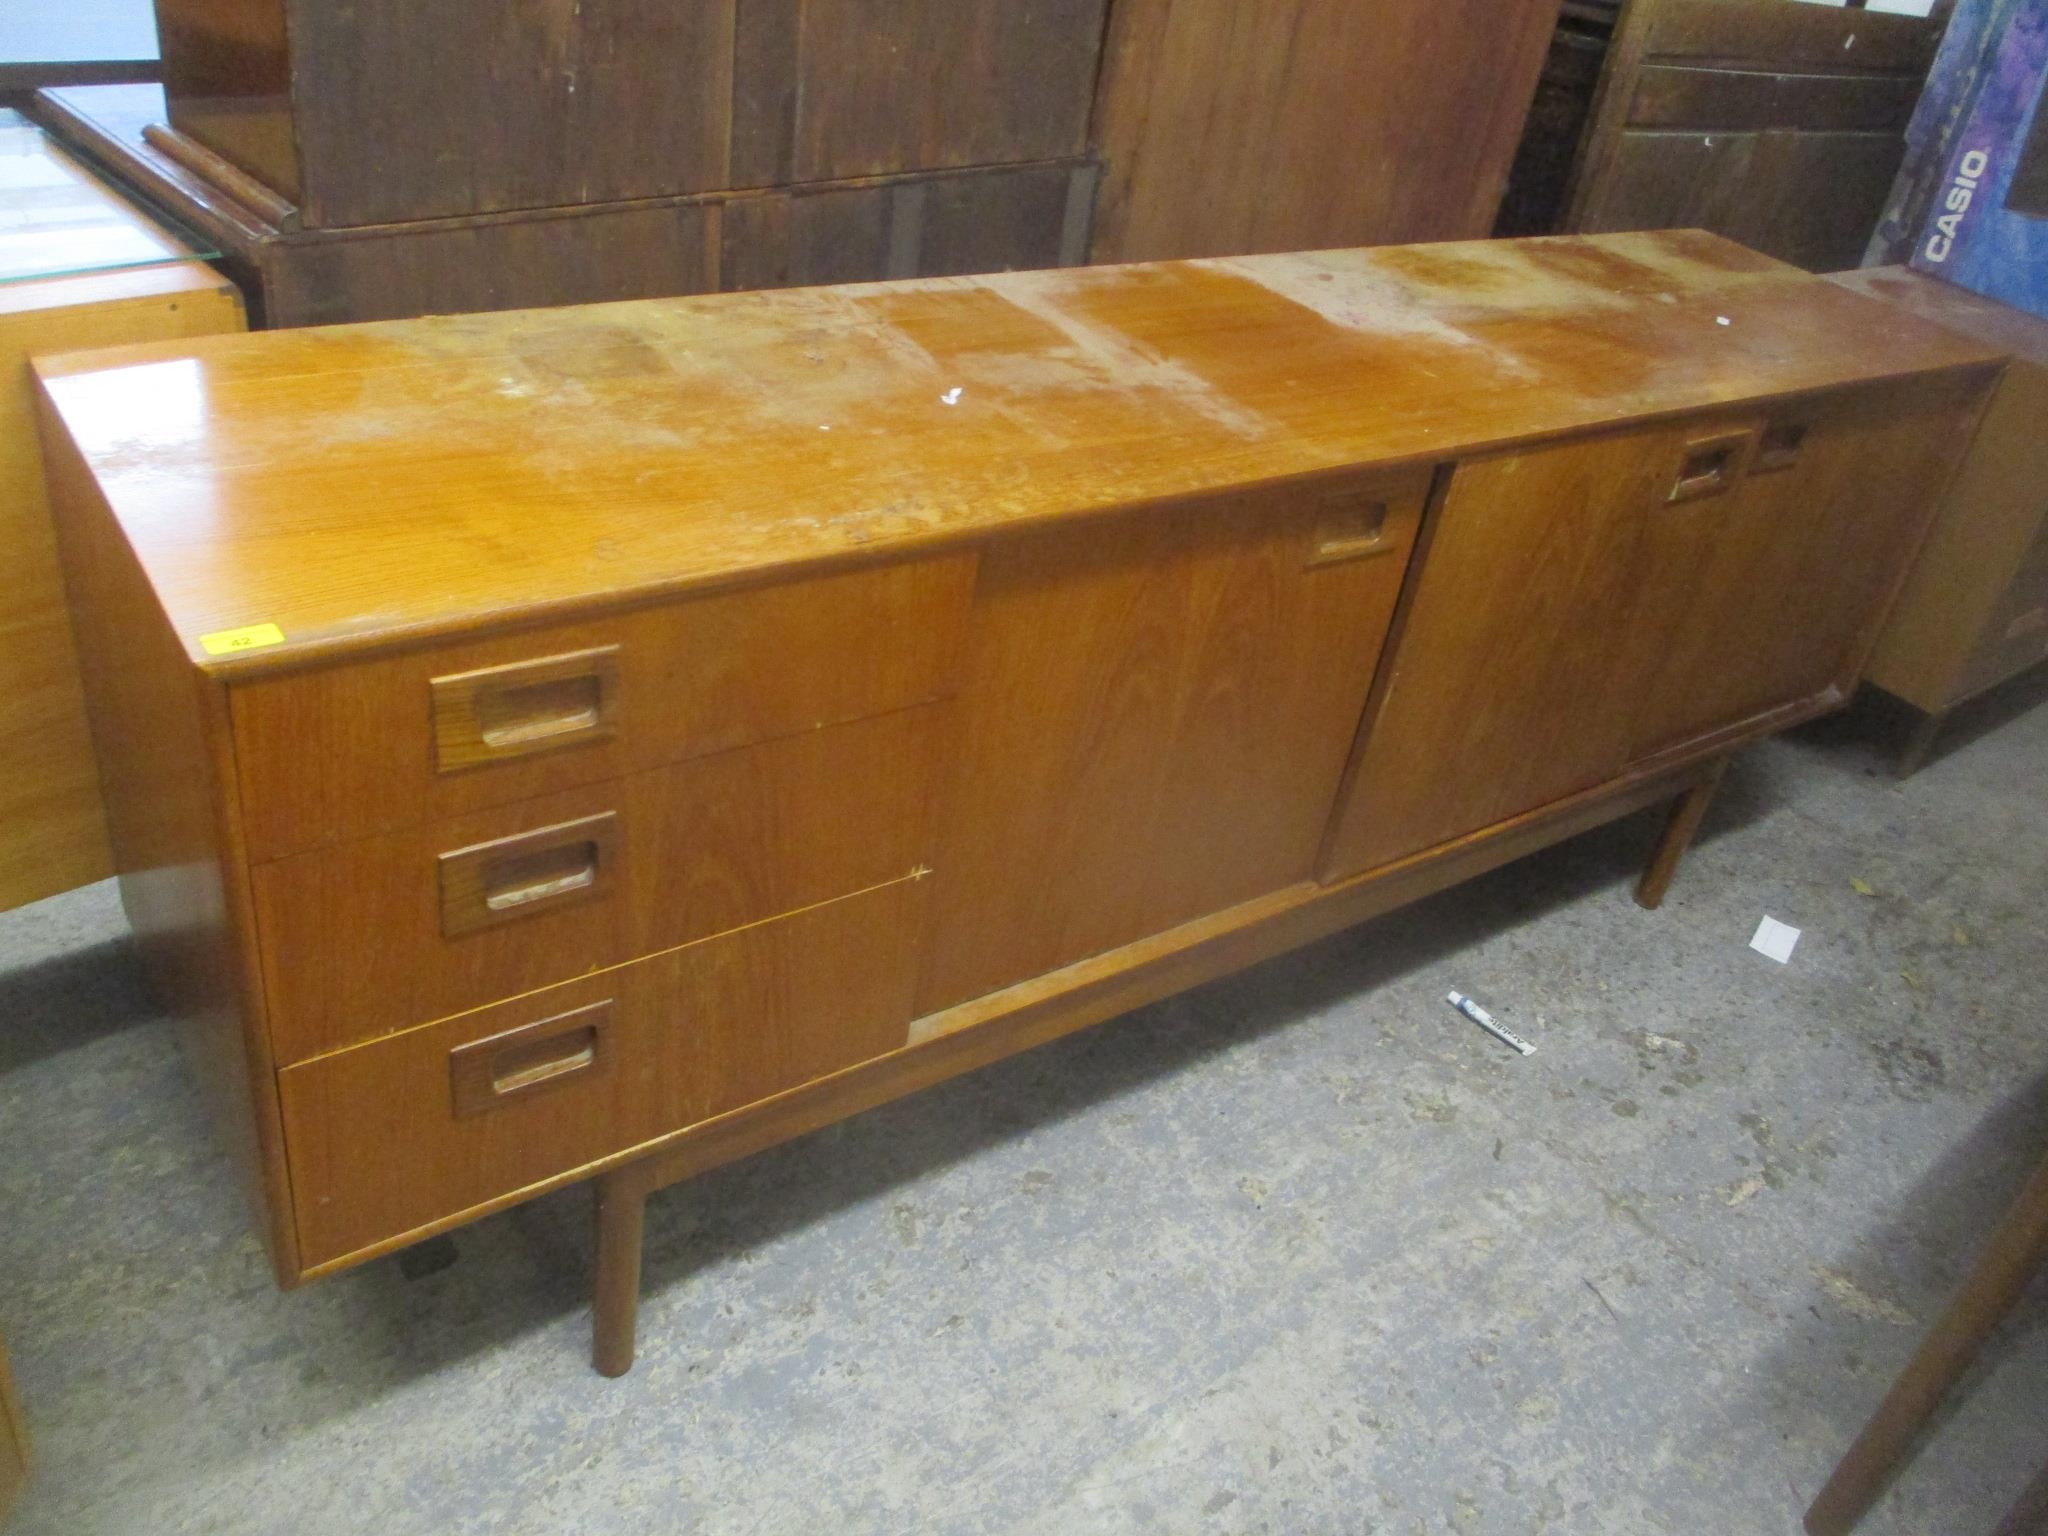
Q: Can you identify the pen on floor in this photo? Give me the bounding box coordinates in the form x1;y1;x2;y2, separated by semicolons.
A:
1446;991;1537;1056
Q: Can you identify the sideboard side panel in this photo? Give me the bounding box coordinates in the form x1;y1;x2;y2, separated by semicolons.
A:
36;400;298;1283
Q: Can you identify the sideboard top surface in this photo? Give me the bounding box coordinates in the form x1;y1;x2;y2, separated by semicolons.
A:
37;229;2002;675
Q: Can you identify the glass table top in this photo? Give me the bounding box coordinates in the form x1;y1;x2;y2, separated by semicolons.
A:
0;107;217;286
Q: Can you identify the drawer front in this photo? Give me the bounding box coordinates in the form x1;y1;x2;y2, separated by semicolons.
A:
279;877;928;1270
231;553;975;861
254;703;945;1064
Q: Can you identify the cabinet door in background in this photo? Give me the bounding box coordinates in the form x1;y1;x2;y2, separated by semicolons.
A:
720;163;1097;292
917;471;1430;1015
286;0;1108;227
288;0;741;226
731;0;1109;187
1092;0;1557;262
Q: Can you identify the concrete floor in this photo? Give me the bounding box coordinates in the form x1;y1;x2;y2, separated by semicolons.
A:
2;682;2045;1536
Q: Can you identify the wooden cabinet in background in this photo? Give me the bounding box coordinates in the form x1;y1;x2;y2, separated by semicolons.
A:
158;0;1110;227
36;232;1998;1373
1827;266;2048;774
35;0;1561;325
1566;0;1944;271
31;85;1101;328
0;118;246;914
1091;0;1561;262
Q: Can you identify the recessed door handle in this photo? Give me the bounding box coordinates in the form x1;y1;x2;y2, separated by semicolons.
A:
1666;428;1758;505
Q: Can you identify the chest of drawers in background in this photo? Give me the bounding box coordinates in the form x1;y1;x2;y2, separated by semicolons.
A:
0;113;245;914
1825;266;2048;775
35;231;2000;1297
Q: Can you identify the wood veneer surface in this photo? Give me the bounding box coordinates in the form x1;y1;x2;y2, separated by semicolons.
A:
34;231;2000;679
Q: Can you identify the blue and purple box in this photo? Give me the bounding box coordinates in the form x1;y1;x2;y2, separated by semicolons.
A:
1900;0;2048;317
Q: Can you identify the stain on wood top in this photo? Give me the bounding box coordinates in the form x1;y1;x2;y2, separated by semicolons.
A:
35;230;2003;675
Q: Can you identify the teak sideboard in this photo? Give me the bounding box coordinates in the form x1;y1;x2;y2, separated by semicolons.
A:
35;231;2001;1375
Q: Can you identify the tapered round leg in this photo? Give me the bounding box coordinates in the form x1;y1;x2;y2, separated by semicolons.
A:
1804;1153;2048;1535
1635;758;1729;911
592;1170;646;1379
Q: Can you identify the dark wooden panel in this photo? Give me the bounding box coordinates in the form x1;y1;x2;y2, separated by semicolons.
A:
1639;0;1939;74
1721;129;1917;273
721;163;1093;293
729;0;1107;187
1585;129;1759;234
154;0;299;202
920;163;1092;276
1630;65;1922;133
262;200;722;325
720;184;893;293
919;470;1429;1014
1583;127;1904;272
282;0;737;228
1565;0;1940;271
1092;0;1560;262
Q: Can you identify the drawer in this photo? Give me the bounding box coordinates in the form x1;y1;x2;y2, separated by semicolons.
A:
254;703;945;1064
230;553;975;861
278;875;928;1270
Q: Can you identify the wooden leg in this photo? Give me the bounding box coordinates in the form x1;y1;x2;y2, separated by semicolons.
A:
592;1168;647;1379
1895;709;1946;780
1804;1152;2048;1536
1634;758;1728;910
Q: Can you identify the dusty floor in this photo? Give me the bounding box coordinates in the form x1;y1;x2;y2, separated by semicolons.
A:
2;680;2045;1536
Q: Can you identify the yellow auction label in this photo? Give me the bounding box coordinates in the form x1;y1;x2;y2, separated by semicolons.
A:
198;622;286;656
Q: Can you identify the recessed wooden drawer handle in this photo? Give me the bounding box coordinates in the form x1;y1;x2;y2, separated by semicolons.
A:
438;811;620;937
449;999;613;1117
1752;420;1808;474
1665;429;1756;505
1309;496;1394;565
431;646;621;772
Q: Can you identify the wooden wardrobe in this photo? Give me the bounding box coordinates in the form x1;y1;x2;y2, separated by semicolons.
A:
32;0;1562;325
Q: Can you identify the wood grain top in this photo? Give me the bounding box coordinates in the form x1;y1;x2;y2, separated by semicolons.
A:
36;230;2003;675
1825;266;2048;370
